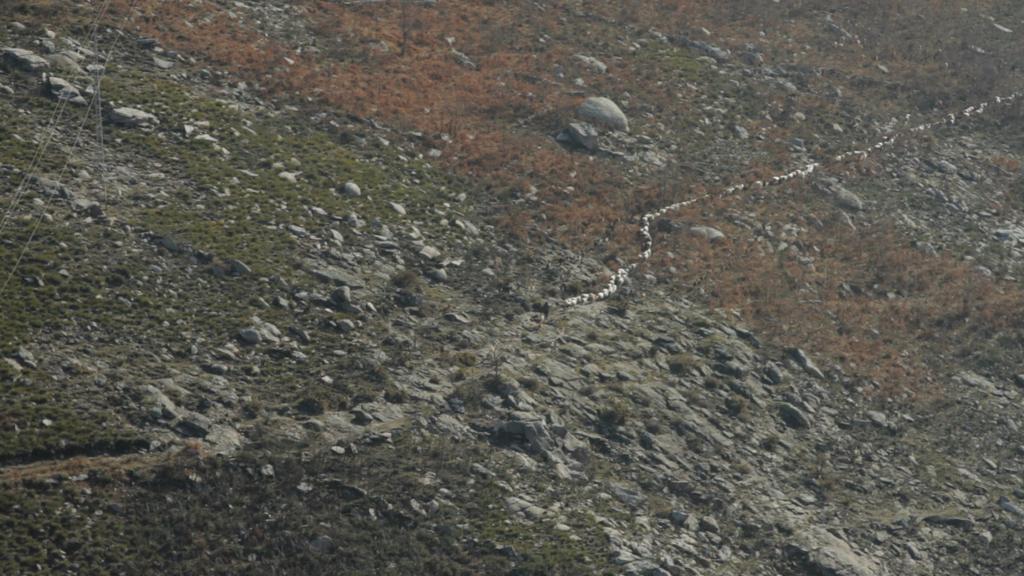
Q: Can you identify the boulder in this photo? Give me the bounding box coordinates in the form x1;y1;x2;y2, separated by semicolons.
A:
565;122;600;151
45;76;87;106
574;54;607;74
689;225;725;242
108;106;159;127
2;47;50;71
577;96;629;132
788;527;885;576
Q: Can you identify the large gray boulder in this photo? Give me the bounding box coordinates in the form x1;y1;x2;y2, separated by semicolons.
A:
577;96;629;132
2;47;50;71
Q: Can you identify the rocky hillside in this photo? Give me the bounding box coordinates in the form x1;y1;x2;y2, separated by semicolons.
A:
3;1;1024;574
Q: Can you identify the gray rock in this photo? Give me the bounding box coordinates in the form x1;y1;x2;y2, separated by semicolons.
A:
574;54;607;74
778;402;811;429
238;328;262;345
577;96;629;132
830;184;863;211
153;56;175;69
3;358;23;374
205;424;243;455
957;371;998;393
201;363;229;375
565;122;600;151
610;484;645;508
788;527;884;576
764;363;785;385
225;258;251;276
678;36;730;62
934;159;958;175
733;124;749;139
689;225;725;242
141;384;180;419
331;285;352;306
342;181;361;196
741;50;765;65
45;53;84;75
998;495;1024;518
495;414;555;454
2;47;50;71
45;76;87;106
444;311;471;324
108;106;159;127
176;412;213;437
787;347;824;379
14;347;37;369
309;535;335;555
699;515;720;533
71;197;103;217
304;259;365;288
451;48;476;70
865;410;888;428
